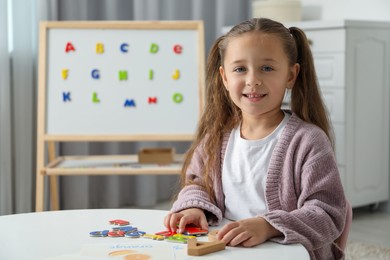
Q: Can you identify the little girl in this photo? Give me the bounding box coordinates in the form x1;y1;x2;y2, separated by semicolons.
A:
164;18;347;259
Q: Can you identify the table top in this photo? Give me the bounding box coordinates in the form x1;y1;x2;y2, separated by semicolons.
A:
0;209;309;260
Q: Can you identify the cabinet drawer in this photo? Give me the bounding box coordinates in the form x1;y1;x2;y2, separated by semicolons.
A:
313;53;345;88
305;29;346;52
321;88;345;123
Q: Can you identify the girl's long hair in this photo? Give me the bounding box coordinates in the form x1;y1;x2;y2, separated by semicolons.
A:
177;18;333;203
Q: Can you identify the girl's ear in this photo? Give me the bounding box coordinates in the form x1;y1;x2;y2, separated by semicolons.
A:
287;63;300;89
219;66;228;90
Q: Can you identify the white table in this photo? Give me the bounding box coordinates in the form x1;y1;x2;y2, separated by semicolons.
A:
0;209;309;259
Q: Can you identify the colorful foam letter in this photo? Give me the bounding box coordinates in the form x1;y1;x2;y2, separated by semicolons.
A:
148;97;157;104
118;70;128;81
172;93;183;103
91;69;100;79
124;99;136;107
96;43;104;54
150;43;159;54
62;69;69;80
173;44;183;54
92;92;100;103
65;42;75;53
120;43;129;53
149;69;154;80
63;92;71;102
172;69;180;80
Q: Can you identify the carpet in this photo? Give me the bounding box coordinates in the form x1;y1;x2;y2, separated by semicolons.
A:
345;240;390;260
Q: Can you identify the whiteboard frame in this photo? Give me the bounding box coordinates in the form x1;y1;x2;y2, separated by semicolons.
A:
37;21;205;142
35;21;205;212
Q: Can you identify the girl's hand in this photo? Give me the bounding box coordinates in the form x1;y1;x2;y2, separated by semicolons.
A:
216;217;282;247
164;208;209;234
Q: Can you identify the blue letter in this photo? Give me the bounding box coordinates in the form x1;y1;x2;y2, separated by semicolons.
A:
63;92;71;102
91;69;100;79
120;43;129;53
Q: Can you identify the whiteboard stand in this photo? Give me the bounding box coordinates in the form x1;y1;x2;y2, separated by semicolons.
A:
36;21;205;211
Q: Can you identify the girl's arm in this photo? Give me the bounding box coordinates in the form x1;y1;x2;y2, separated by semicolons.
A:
170;144;223;226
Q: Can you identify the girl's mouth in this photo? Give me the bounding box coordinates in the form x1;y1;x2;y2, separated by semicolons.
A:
243;93;267;98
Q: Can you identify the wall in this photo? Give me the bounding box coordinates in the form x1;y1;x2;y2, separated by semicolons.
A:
301;0;390;21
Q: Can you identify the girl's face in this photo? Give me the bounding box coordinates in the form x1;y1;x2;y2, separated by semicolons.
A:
219;31;299;120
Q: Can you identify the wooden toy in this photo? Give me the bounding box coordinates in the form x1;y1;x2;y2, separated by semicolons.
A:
187;238;225;256
109;219;130;226
183;225;208;236
143;234;165;241
208;230;219;242
155;230;176;237
138;148;175;164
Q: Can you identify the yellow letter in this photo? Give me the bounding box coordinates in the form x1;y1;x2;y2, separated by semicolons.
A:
96;43;104;54
62;69;69;80
172;69;180;80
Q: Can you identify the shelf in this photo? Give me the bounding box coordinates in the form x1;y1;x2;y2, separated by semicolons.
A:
44;154;184;176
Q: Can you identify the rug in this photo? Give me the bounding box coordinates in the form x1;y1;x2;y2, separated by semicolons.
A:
345;240;390;260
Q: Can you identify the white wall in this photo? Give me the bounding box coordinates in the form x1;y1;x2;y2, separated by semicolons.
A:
301;0;390;21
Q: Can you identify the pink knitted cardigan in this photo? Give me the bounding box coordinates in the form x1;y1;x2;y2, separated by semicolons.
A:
171;112;347;260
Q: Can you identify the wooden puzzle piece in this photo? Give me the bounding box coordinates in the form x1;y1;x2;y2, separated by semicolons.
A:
187;238;225;256
208;230;219;242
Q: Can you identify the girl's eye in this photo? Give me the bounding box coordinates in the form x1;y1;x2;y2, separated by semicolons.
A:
262;66;273;72
233;67;246;73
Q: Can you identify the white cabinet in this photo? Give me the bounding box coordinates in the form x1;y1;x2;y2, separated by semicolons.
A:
290;20;390;207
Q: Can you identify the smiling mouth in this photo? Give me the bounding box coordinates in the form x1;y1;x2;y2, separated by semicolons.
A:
243;93;267;98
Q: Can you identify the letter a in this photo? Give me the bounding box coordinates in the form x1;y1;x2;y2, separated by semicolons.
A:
65;42;75;53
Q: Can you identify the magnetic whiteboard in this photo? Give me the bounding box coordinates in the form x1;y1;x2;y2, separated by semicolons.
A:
38;21;205;141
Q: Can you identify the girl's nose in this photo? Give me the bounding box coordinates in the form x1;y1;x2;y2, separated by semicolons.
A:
246;74;262;87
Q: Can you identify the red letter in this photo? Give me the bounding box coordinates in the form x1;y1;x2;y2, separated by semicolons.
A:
65;42;76;53
148;97;158;104
173;44;182;54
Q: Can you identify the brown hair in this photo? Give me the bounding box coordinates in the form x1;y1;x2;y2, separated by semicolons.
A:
177;18;332;203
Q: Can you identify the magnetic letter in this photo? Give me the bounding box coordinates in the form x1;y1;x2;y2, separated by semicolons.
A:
118;70;128;81
149;43;159;54
173;44;183;54
92;92;100;103
96;43;104;54
172;93;183;103
120;43;129;53
63;92;71;102
149;69;154;80
172;69;180;80
91;69;100;79
62;69;69;80
148;97;157;104
124;99;136;107
65;42;75;53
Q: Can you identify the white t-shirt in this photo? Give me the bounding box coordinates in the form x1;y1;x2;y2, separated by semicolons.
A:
222;113;290;221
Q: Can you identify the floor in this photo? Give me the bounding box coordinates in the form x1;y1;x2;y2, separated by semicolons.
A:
348;206;390;248
152;201;390;249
